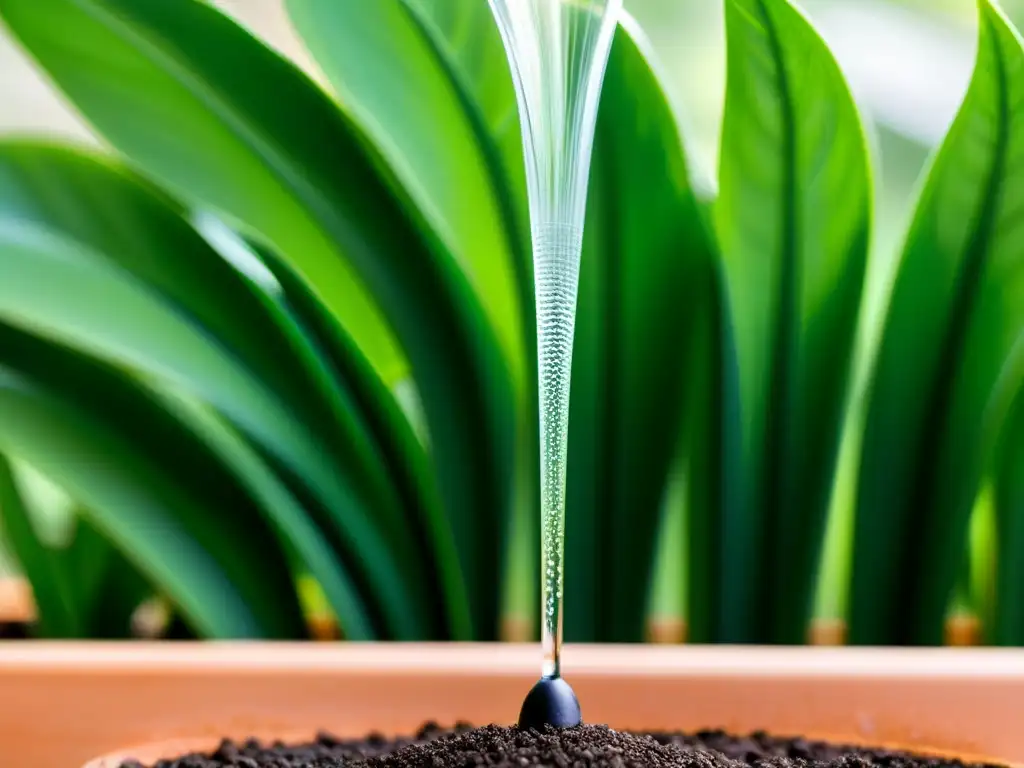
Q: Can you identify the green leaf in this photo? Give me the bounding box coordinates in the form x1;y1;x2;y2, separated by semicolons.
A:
851;0;1024;645
0;463;154;639
0;216;299;462
405;0;521;146
192;215;459;638
285;0;529;388
993;391;1024;645
235;231;473;640
0;145;398;521
62;506;153;639
146;387;379;640
0;0;518;636
0;146;437;638
717;0;871;642
285;0;537;637
0;463;152;639
0;324;307;638
391;0;529;254
679;261;743;644
0;0;404;382
564;16;721;642
0;456;78;636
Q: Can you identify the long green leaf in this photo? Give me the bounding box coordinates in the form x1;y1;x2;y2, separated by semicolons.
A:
405;0;522;148
285;0;529;385
0;464;153;638
0;0;403;381
62;505;153;639
0;324;306;638
0;145;405;527
391;0;529;255
851;0;1024;645
717;0;871;642
236;232;473;640
285;0;537;636
0;148;434;638
565;16;721;642
190;214;451;638
993;391;1024;644
0;207;418;636
149;386;379;640
0;0;516;637
680;260;743;644
0;456;79;636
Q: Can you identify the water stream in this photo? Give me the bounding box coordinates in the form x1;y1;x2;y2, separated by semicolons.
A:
488;0;622;680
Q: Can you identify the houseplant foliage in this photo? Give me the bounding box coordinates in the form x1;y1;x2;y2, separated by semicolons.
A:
0;0;1020;646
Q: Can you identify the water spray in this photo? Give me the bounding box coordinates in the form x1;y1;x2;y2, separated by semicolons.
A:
487;0;622;730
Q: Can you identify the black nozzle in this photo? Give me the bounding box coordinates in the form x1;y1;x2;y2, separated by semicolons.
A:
518;676;582;730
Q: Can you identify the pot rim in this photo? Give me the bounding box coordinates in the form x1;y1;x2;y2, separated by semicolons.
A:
3;644;1022;768
4;641;1024;677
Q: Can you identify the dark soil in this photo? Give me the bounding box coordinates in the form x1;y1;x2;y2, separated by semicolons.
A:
120;723;1005;768
0;621;31;639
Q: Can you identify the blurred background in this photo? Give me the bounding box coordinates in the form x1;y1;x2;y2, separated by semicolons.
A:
0;0;993;571
0;0;1006;261
0;0;1005;388
0;0;1015;639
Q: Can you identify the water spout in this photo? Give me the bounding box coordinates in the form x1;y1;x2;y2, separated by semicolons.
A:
488;0;621;683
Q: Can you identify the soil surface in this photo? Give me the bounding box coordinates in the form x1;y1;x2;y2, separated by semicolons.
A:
120;723;1005;768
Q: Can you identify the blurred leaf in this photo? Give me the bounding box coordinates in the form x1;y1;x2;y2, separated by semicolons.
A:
150;387;381;639
0;146;402;523
286;0;529;386
993;391;1024;644
717;0;871;642
406;0;521;148
0;324;307;638
285;0;538;637
679;261;743;644
565;16;721;642
0;146;436;637
0;0;405;382
62;507;153;639
391;0;530;253
241;233;473;639
0;455;77;636
851;0;1024;645
0;460;153;639
0;208;303;464
0;0;520;637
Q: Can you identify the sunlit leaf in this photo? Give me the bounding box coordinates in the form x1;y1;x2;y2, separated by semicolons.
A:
0;0;520;638
717;0;871;642
851;0;1024;645
0;0;405;381
286;0;529;387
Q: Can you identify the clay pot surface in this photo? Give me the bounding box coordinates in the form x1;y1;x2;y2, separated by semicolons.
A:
0;643;1020;768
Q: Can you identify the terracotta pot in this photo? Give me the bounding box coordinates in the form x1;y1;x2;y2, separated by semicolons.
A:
0;644;1021;768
